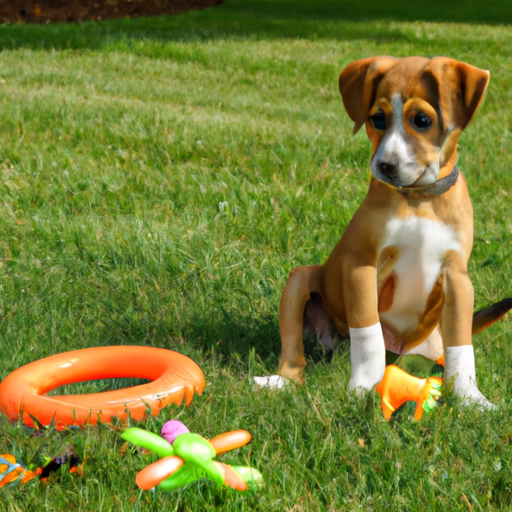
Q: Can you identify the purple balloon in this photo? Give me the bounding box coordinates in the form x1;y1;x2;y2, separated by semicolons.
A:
161;420;190;444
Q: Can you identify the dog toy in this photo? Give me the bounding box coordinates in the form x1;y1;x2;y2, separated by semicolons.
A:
376;364;443;420
0;346;204;429
0;454;42;488
122;420;263;492
0;451;82;488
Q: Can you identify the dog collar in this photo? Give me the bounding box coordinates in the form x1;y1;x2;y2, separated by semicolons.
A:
395;166;459;199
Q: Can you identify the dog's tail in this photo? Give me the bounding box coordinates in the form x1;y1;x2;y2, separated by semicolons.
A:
472;298;512;335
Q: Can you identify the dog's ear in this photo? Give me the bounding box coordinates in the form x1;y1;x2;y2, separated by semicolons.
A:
423;57;490;131
339;56;398;134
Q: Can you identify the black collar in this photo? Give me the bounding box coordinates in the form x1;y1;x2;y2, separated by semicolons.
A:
395;166;459;199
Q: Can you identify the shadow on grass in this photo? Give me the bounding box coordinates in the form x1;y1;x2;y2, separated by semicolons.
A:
93;300;281;367
1;0;512;51
182;308;283;367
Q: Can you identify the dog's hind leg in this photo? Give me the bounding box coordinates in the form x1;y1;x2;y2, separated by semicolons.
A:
253;265;324;388
277;265;325;384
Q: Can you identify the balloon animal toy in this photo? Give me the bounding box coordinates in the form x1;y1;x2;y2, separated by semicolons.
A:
374;354;448;420
122;420;263;492
376;364;443;420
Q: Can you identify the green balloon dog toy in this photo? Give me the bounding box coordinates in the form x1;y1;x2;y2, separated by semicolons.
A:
122;421;263;492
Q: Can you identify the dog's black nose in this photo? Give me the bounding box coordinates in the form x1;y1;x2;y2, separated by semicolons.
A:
377;161;397;176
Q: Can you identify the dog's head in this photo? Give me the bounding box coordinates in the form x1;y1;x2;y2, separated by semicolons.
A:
339;56;490;188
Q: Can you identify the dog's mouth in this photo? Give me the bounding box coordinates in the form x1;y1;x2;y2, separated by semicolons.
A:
375;172;427;190
409;167;439;187
369;159;459;198
370;157;430;189
395;166;460;199
377;166;437;190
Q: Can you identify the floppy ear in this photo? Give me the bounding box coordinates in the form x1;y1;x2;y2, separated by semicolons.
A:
422;58;489;166
423;57;490;131
339;56;398;134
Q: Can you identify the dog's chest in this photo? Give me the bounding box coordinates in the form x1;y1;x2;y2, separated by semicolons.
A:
377;215;461;333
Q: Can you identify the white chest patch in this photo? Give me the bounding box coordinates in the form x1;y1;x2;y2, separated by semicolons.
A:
378;215;461;333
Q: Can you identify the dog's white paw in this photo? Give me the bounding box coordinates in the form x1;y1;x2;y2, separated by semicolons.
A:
455;381;497;411
347;383;372;399
348;322;386;396
253;375;288;390
444;346;497;411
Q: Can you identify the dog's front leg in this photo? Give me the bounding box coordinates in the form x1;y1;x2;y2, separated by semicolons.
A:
441;253;495;408
342;257;386;395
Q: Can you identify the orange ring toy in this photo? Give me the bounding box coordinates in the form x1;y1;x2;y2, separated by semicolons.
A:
0;346;205;429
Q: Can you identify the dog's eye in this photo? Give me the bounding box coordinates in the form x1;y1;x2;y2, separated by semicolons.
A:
411;112;432;131
370;109;387;130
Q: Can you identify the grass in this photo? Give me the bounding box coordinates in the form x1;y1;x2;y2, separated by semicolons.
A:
0;0;512;510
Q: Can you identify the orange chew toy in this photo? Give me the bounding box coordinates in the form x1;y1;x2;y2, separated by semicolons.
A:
376;364;442;420
0;346;204;429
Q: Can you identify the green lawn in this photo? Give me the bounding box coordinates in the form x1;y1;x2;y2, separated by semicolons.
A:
1;1;512;510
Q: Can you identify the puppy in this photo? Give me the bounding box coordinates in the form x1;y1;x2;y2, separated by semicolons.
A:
255;56;512;406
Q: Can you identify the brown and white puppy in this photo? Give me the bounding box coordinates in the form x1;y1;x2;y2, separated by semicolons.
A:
255;56;512;406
